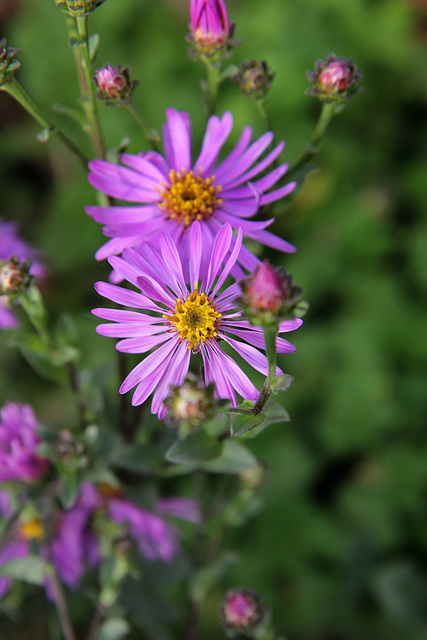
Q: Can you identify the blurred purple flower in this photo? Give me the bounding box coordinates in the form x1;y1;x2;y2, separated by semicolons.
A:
0;217;46;329
108;498;181;562
0;483;100;600
93;223;302;417
0;402;50;483
86;108;295;281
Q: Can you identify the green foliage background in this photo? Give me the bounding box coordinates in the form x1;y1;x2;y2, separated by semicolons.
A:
1;0;427;638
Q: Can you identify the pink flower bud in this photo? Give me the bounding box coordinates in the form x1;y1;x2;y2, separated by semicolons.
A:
94;64;137;105
246;261;288;314
190;0;230;47
306;53;363;104
220;589;265;636
319;61;351;93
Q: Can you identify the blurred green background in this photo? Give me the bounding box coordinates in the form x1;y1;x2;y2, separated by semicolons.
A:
1;0;427;638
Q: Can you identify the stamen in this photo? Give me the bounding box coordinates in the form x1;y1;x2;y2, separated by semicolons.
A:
165;283;221;350
158;169;222;227
20;518;44;541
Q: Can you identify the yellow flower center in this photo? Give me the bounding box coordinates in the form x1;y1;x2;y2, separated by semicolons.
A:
165;284;221;350
20;518;44;541
158;169;222;227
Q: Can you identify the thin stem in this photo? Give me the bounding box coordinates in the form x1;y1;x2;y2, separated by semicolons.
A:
70;15;106;159
201;56;221;117
124;99;161;152
85;602;107;640
286;102;336;180
49;568;77;640
1;79;89;168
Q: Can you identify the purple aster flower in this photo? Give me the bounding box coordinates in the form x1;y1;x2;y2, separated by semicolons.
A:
0;402;50;483
0;217;46;329
86;109;296;281
92;222;302;418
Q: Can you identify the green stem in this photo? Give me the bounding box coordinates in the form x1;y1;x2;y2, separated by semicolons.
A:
124;99;161;152
201;56;221;117
1;78;88;168
252;324;278;413
71;15;106;159
286;102;336;179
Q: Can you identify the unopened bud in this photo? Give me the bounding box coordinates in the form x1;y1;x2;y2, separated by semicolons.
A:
188;0;239;58
0;257;32;296
220;589;267;637
239;461;269;490
55;0;106;17
232;60;275;100
0;37;21;86
240;261;304;323
306;53;363;104
94;64;138;105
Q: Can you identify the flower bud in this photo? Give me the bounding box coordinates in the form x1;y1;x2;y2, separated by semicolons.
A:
220;589;266;637
306;53;363;104
232;60;275;100
188;0;238;57
0;257;32;296
240;261;304;323
0;37;21;86
94;64;138;105
55;0;106;17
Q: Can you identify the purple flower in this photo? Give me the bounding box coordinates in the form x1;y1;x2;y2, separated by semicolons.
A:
108;498;181;562
86;109;296;281
0;402;50;483
93;223;302;418
48;483;101;591
190;0;230;53
0;217;45;329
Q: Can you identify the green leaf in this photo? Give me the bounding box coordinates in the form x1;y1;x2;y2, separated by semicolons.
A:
201;440;258;474
165;430;223;464
230;411;266;438
110;444;161;473
273;374;294;392
97;618;130;640
0;555;50;586
58;473;80;509
189;551;238;603
88;33;100;63
12;334;68;384
240;402;290;439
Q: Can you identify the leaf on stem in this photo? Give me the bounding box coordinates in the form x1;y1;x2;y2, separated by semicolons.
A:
165;430;223;464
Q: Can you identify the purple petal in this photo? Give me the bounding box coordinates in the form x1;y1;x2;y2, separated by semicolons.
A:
120;337;177;394
163;109;192;172
194;112;233;175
